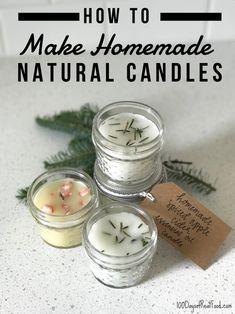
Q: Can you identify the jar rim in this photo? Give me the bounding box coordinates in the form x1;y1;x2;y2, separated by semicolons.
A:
92;101;164;152
93;163;166;202
27;167;99;223
83;202;158;262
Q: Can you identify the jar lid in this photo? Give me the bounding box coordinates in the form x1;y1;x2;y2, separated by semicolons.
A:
94;163;167;202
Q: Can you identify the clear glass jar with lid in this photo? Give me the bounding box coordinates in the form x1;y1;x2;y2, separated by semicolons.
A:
83;202;158;288
27;168;99;248
92;101;166;202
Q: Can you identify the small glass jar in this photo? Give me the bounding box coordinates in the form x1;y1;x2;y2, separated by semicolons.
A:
83;203;158;288
27;168;99;248
92;101;165;201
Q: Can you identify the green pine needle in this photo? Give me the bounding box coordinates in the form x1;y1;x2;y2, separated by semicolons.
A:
68;130;92;144
44;138;95;176
16;104;217;204
163;159;217;195
35;103;98;134
16;187;29;205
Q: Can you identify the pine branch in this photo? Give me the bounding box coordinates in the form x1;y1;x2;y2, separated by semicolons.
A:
35;103;98;134
166;159;193;165
163;159;217;195
68;130;92;144
44;138;96;176
16;187;29;205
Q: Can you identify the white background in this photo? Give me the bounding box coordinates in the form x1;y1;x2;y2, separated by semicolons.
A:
0;0;235;56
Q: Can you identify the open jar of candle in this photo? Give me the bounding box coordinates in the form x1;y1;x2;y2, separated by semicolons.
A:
83;202;158;288
27;168;99;248
92;101;165;201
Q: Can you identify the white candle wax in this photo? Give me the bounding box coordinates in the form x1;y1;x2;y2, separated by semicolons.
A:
83;204;158;287
99;112;159;147
88;212;151;256
33;179;91;247
97;112;160;182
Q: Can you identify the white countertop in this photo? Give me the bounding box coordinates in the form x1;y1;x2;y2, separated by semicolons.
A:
0;41;234;314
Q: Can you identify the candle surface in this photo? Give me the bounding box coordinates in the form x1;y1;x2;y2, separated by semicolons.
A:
33;179;92;248
88;212;151;256
99;113;159;147
33;179;91;216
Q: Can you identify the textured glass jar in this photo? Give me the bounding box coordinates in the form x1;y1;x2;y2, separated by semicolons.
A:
27;168;99;248
83;203;158;288
92;101;165;201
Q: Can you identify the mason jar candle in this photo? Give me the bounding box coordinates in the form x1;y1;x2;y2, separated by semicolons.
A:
92;101;165;201
27;168;99;248
83;203;158;288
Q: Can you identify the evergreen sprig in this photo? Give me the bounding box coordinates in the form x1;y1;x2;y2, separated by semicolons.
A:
163;159;217;194
35;103;98;134
16;187;29;204
44;137;95;176
16;104;217;204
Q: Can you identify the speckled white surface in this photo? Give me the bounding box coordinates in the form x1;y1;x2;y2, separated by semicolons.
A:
0;42;235;314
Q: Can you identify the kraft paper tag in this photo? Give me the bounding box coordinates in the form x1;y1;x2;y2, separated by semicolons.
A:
141;183;232;269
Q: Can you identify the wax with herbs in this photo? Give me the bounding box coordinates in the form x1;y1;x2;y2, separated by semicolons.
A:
98;112;160;181
88;212;151;256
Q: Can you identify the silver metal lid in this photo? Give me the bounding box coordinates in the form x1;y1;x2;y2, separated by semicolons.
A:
94;165;167;202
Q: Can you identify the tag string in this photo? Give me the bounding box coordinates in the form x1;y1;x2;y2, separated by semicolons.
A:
140;192;157;203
